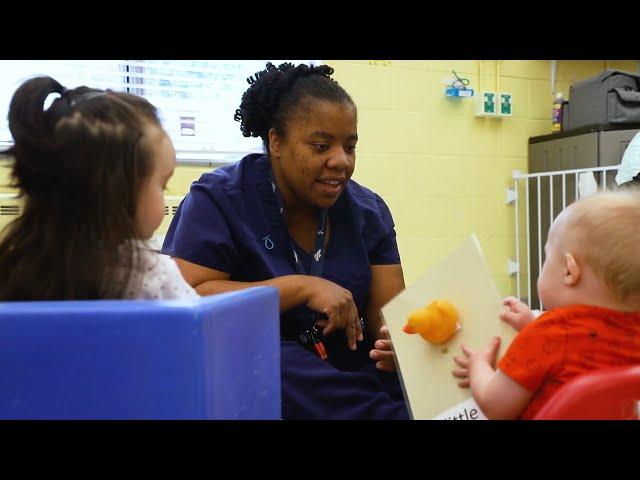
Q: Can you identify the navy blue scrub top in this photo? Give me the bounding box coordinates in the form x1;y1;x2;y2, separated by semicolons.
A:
162;153;401;372
163;153;408;419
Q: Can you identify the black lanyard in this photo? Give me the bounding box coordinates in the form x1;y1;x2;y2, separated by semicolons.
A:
268;165;331;361
269;167;327;278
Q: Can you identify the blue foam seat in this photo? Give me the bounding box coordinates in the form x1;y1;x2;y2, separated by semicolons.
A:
0;287;280;419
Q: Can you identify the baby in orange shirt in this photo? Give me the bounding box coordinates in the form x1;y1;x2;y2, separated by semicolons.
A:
453;190;640;419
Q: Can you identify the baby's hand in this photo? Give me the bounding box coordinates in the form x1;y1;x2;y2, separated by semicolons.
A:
452;353;470;388
452;337;501;389
500;296;535;332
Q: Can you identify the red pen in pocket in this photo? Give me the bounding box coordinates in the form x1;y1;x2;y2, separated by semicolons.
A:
308;325;328;361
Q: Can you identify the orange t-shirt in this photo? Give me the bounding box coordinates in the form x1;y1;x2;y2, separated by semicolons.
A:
497;304;640;420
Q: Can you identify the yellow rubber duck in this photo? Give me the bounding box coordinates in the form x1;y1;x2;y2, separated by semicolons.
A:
403;300;459;344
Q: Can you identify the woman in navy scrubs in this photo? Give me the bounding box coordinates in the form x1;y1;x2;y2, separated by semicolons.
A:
163;62;409;419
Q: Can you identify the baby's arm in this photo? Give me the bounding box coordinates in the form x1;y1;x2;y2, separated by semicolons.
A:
453;337;534;420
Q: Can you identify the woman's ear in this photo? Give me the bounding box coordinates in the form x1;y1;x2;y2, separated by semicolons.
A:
563;252;581;286
268;128;281;158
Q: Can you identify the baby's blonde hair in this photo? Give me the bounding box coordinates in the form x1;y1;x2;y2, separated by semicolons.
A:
566;189;640;303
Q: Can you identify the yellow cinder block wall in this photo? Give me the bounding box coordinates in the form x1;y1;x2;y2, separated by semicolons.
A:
0;161;14;194
327;60;639;295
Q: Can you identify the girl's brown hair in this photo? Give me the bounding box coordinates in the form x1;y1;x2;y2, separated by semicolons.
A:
0;76;161;300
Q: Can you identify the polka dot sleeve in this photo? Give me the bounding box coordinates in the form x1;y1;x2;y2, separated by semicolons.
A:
123;250;200;300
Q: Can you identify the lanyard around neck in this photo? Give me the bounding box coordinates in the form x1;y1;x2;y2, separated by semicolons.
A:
269;167;327;278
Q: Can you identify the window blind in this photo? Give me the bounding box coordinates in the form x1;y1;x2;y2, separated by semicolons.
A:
0;60;318;165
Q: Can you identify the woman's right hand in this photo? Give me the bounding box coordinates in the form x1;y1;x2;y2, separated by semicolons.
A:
304;277;363;351
500;296;535;332
370;325;396;372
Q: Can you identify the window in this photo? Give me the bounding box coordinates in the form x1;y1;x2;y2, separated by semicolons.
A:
0;60;127;148
0;60;318;165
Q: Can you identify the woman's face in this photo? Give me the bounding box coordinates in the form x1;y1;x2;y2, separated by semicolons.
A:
270;99;357;210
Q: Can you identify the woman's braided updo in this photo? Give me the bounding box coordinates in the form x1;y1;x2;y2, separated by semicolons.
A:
234;62;354;152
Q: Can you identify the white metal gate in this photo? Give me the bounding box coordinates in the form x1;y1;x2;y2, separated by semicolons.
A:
507;165;620;309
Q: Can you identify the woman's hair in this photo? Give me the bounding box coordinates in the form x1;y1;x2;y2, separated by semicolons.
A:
234;62;355;151
0;76;161;301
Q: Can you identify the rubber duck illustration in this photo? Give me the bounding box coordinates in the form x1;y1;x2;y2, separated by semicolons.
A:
403;300;460;344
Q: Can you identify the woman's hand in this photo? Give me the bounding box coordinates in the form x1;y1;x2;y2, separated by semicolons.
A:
500;296;535;332
369;325;397;372
306;277;363;351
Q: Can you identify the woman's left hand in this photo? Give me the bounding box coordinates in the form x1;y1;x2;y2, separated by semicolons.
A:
369;325;397;372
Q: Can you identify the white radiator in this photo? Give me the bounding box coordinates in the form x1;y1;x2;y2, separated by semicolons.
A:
0;193;186;248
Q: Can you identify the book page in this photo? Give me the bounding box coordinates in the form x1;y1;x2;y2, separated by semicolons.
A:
381;234;517;419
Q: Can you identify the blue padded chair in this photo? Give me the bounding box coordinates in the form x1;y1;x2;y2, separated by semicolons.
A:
0;287;280;419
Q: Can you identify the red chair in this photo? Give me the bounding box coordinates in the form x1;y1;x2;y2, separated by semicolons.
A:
534;365;640;420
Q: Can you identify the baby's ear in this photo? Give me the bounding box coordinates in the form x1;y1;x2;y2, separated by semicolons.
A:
563;252;581;286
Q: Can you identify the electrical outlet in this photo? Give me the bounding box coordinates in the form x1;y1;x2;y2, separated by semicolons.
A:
474;91;497;117
498;92;513;117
